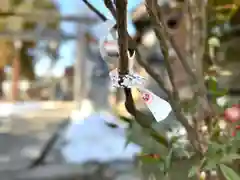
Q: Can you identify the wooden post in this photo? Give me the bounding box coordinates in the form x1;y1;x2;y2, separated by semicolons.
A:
12;40;22;101
0;68;5;99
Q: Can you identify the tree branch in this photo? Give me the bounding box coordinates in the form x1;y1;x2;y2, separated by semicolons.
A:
108;0;170;146
153;1;198;84
145;2;195;128
82;0;179;147
82;0;169;95
83;0;107;21
145;0;206;153
145;0;179;102
103;0;138;52
104;0;117;18
102;0;172;93
114;0;151;126
115;0;128;75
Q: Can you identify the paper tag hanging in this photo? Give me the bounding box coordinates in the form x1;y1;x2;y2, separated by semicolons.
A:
99;19;172;123
138;88;172;122
108;68;172;122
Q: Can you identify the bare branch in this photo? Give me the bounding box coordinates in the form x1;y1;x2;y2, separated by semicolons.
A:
102;0;171;94
103;0;138;51
145;0;207;153
115;0;129;74
147;0;200;87
114;0;172;146
82;0;107;21
145;0;178;100
104;0;117;18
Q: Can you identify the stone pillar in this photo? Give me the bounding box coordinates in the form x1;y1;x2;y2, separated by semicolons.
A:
74;28;87;109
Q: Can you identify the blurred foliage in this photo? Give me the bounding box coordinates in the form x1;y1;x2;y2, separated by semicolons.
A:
0;0;60;79
208;0;240;65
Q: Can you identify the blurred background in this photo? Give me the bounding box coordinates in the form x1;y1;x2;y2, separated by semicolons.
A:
0;0;239;179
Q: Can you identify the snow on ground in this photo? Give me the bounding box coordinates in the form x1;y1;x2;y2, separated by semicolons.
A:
61;108;141;163
0;102;43;117
0;101;60;118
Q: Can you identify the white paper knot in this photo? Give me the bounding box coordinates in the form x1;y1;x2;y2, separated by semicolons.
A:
109;69;146;88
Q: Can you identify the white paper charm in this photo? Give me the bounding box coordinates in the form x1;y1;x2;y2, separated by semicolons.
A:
99;20;116;64
99;20;136;70
99;19;172;123
138;88;172;122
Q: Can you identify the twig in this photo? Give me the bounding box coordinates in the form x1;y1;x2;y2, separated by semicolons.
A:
82;0;107;21
145;0;206;153
145;0;179;101
102;0;171;94
114;0;151;126
115;0;128;74
149;1;212;121
108;0;171;145
104;0;117;18
103;0;139;52
153;2;198;84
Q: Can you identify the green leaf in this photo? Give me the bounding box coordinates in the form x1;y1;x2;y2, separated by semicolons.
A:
204;142;225;168
173;147;193;158
119;115;132;124
208;89;228;98
206;77;218;91
124;128;133;149
124;138;131;149
188;166;198;178
150;130;169;148
169;135;180;145
158;162;165;172
180;98;197;113
219;164;240;180
104;122;118;128
165;148;173;170
220;154;240;163
235;131;240;141
203;160;217;171
137;154;161;164
206;142;224;157
124;136;131;149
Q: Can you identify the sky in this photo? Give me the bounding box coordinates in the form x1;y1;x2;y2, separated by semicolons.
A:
35;0;142;77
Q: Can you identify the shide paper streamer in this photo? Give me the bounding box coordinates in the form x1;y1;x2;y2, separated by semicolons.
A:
99;20;172;122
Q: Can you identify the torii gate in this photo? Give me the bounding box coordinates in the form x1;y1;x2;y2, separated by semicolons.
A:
0;11;98;102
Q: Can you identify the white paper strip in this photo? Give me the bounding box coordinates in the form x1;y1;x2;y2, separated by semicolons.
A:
99;20;136;70
138;88;172;122
99;20;117;64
